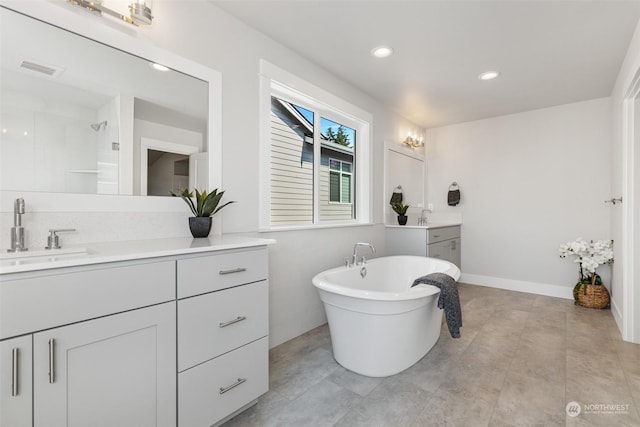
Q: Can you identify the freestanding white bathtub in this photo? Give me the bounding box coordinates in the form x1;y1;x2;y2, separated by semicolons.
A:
312;256;461;377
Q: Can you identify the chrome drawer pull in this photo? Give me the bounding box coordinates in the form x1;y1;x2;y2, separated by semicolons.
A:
48;338;55;384
219;267;247;275
433;234;441;238
219;377;246;395
219;316;247;328
11;348;18;397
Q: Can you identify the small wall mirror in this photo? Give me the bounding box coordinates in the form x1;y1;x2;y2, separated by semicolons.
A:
0;7;210;196
384;143;425;223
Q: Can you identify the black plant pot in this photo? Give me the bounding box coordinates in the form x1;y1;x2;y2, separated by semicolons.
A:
189;216;212;238
397;215;408;225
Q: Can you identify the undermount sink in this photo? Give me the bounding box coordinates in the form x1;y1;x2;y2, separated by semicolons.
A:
1;247;89;263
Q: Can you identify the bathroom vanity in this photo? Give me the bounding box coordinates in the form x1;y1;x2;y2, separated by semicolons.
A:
385;224;461;267
0;236;273;427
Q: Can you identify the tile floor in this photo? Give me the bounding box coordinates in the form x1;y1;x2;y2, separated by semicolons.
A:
223;284;640;426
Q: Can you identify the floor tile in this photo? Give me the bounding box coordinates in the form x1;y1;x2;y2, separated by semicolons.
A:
327;366;383;397
414;388;497;427
490;370;565;426
265;379;361;427
269;346;340;401
334;376;431;427
221;284;640;427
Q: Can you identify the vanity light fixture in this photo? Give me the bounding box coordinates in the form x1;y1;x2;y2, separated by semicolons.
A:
67;0;153;26
478;71;500;81
402;133;424;148
371;45;394;58
150;62;170;72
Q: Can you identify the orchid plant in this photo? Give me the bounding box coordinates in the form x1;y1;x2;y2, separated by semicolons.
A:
559;238;614;286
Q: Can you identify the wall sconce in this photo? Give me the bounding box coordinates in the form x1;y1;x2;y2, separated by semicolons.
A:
68;0;153;26
402;132;424;148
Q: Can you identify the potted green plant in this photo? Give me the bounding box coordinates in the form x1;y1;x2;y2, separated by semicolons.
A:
559;238;614;309
172;188;235;238
391;202;409;225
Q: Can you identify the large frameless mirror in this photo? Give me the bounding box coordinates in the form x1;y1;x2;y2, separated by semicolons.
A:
0;6;210;196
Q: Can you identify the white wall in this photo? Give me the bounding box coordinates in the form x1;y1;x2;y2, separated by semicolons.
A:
0;1;419;347
426;98;612;298
610;19;640;340
128;1;418;345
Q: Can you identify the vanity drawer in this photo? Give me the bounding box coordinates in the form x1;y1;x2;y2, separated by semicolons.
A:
427;226;460;244
177;247;268;298
178;337;268;427
177;281;268;371
0;260;175;339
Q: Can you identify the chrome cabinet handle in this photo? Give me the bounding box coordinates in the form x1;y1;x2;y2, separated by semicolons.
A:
219;316;247;328
219;267;247;275
11;348;19;397
219;377;246;395
48;339;55;384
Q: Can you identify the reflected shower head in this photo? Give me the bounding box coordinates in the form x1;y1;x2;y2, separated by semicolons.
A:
91;121;107;131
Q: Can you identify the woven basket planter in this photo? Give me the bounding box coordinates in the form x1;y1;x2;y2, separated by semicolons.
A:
573;282;610;309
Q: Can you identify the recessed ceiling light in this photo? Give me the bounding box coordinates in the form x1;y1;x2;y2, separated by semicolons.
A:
150;62;170;72
371;46;393;58
478;71;500;81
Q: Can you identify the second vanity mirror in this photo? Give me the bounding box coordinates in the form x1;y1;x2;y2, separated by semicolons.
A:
384;142;425;223
0;6;212;197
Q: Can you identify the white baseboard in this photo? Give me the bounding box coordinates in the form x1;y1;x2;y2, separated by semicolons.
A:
460;273;574;300
611;297;623;334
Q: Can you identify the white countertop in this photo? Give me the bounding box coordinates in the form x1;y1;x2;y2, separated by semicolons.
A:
0;235;276;275
385;222;462;230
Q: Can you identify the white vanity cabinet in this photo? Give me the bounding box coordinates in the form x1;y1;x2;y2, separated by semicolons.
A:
1;335;33;427
0;259;177;427
0;237;272;427
426;226;461;267
177;247;269;427
33;302;176;427
386;225;461;267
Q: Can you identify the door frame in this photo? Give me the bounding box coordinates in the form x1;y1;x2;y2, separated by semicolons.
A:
622;69;640;343
140;137;199;196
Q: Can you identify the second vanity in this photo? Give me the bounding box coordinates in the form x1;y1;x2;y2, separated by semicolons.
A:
386;223;461;267
0;235;274;427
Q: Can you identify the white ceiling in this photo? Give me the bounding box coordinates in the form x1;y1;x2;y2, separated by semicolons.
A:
1;7;208;122
212;0;640;128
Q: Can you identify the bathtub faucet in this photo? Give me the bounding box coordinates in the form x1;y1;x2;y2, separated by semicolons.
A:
350;242;375;267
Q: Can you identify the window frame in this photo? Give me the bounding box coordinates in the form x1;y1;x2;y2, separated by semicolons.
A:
259;60;371;231
328;158;353;205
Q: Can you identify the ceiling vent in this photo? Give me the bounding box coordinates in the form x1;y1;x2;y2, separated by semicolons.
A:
19;60;64;78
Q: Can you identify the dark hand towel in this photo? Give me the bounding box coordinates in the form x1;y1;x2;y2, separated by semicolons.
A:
412;272;462;338
447;189;460;206
390;185;403;205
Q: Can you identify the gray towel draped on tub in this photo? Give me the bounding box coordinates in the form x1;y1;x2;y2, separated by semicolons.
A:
412;273;462;338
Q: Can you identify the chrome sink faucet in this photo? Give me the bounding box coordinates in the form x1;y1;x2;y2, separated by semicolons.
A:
418;208;430;226
350;242;376;267
45;229;77;250
8;198;27;252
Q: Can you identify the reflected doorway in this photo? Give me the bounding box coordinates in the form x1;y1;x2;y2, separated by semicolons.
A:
140;137;208;196
147;150;189;196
